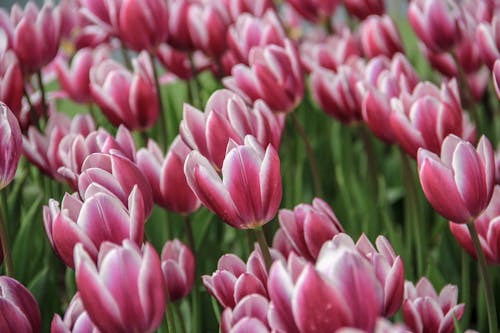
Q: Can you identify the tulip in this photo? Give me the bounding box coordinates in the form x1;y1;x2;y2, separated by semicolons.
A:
137;137;201;214
74;240;166;333
450;185;500;264
78;152;153;217
161;239;195;302
185;136;281;229
225;0;275;21
493;60;500;100
0;103;22;190
359;15;404;59
344;0;384;20
272;228;295;259
278;198;344;261
51;293;99;333
223;39;304;113
390;79;467;158
0;32;23;117
90;52;159;130
403;277;465;333
418;134;494;224
221;294;271;333
408;0;464;53
118;0;168;51
227;11;285;64
155;44;193;80
0;276;41;333
477;16;500;69
79;0;122;36
43;186;145;268
179;89;284;169
286;0;340;23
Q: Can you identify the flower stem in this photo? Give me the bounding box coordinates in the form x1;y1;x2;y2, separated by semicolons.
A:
0;195;13;277
184;215;200;333
253;227;272;270
36;70;48;120
467;222;498;333
290;112;323;197
149;51;168;148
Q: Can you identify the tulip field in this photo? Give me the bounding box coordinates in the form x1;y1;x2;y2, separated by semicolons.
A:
2;0;500;332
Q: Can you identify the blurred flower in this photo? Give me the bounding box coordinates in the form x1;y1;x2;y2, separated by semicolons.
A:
403;277;465;333
51;293;99;333
223;39;304;113
225;0;275;21
90;51;159;130
221;294;271;333
477;15;500;69
137;136;201;214
43;186;145;268
278;198;344;261
185;136;281;229
285;0;340;23
0;276;41;333
161;239;195;302
493;59;500;100
450;185;500;264
0;103;22;190
179;89;284;169
79;0;122;36
74;240;166;333
418;134;494;224
359;15;404;59
118;0;168;51
344;0;384;20
0;31;23;118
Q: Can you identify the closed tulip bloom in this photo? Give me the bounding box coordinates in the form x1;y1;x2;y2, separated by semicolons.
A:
450;185;500;264
74;240;166;333
286;0;340;23
225;0;275;21
43;186;145;268
78;152;153;217
359;15;404;59
418;134;494;224
390;79;466;158
185;136;281;229
0;276;41;333
166;0;196;51
0;103;22;190
408;0;464;53
118;0;168;51
90;52;159;130
137;137;200;214
180;89;284;169
223;39;304;113
344;0;384;20
79;0;121;36
221;294;271;333
0;33;23;117
51;293;99;333
278;198;344;261
403;277;465;333
161;239;195;302
477;16;500;69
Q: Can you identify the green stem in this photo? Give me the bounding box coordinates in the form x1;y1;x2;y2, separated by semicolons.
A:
290;112;323;197
451;52;480;126
165;296;176;333
211;296;221;324
461;251;471;328
358;125;379;197
400;149;424;277
149;51;168;147
87;103;98;122
172;304;187;333
0;196;13;276
23;87;38;130
184;215;200;333
467;222;498;333
253;227;272;270
36;70;48;120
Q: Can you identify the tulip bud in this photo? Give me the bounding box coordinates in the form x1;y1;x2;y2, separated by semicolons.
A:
74;241;166;333
286;0;340;23
418;134;495;224
359;15;404;59
79;0;121;36
221;294;271;333
51;293;98;333
0;32;23;117
0;276;41;333
161;239;195;302
166;0;196;51
477;17;500;69
226;0;275;21
0;103;22;190
344;0;384;20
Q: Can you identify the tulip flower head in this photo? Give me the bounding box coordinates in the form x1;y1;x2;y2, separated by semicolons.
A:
51;293;98;333
161;239;195;302
0;103;22;190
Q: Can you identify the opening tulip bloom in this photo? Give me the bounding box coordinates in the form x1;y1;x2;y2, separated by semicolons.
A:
0;103;22;190
161;239;195;302
417;134;495;224
185;136;282;229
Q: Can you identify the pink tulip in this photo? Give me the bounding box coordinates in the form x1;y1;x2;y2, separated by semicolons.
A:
223;39;304;113
221;294;271;333
90;51;159;130
0;103;22;190
74;240;166;333
477;16;500;69
78;152;153;217
185;136;281;229
23;113;95;180
43;186;145;268
390;79;467;158
79;0;122;36
51;293;99;333
137;137;200;214
225;0;275;21
278;198;344;261
0;33;23;117
8;2;61;74
285;0;340;23
161;239;195;302
408;0;464;53
0;276;41;333
418;134;494;224
179;89;284;170
450;185;500;264
118;0;168;51
344;0;384;20
403;277;465;333
227;11;285;65
493;60;500;100
165;0;197;51
359;15;404;59
272;228;295;259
